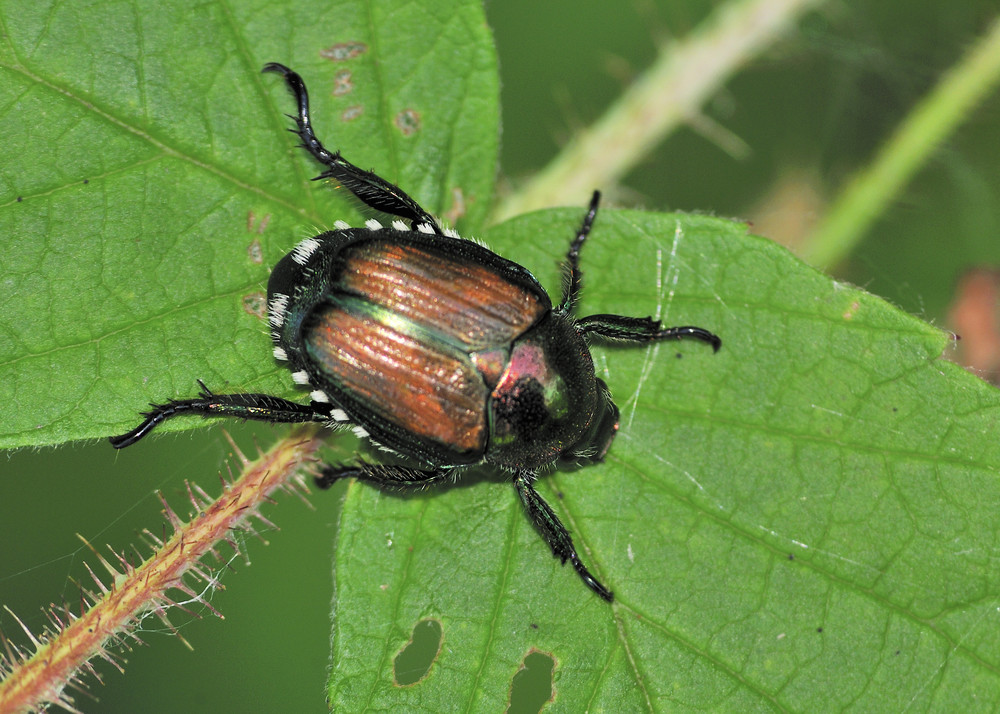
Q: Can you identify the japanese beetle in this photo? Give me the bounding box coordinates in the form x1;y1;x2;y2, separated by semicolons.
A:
110;63;721;601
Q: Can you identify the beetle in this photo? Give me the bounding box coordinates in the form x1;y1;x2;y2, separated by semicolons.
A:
110;63;721;601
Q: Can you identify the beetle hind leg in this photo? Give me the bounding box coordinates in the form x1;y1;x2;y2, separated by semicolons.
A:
315;463;454;490
513;471;613;601
109;382;331;449
262;62;439;232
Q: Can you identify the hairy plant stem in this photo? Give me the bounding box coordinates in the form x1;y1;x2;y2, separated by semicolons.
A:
805;15;1000;267
493;0;826;221
0;427;323;714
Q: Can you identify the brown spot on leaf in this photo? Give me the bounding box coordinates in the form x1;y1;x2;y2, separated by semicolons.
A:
341;105;363;122
247;238;263;264
332;69;354;96
246;210;271;234
243;292;267;320
321;42;367;61
395;108;421;136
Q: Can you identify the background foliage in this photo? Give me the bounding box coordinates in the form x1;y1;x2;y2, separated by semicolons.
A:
3;0;1000;711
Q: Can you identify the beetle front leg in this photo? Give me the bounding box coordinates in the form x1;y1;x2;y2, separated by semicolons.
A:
576;313;721;352
315;463;454;490
513;471;613;602
557;190;601;315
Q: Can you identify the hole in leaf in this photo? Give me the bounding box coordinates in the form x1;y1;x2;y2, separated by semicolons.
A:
507;649;555;714
393;618;442;686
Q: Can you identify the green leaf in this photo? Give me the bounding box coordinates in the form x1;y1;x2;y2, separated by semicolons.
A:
0;0;498;448
5;0;1000;712
331;208;1000;710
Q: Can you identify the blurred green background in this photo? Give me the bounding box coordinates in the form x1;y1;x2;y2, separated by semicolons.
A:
3;0;999;711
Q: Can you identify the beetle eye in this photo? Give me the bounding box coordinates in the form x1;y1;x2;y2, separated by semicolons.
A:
569;387;620;463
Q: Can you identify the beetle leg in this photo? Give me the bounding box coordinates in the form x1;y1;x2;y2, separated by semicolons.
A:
109;382;331;449
556;191;601;315
513;471;613;601
576;314;721;352
262;62;440;233
314;463;453;490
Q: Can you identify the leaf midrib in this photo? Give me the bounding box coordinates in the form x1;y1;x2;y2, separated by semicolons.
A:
8;62;322;222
